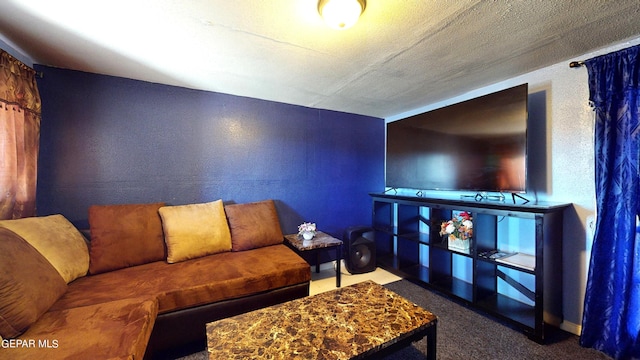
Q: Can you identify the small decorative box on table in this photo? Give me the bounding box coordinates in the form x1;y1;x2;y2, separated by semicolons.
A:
284;231;343;287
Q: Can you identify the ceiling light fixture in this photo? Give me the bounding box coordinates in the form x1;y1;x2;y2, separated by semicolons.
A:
318;0;366;30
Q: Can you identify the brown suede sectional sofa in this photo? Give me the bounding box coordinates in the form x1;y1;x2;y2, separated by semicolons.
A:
0;199;311;359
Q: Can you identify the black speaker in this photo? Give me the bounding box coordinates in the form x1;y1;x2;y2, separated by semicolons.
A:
343;226;376;274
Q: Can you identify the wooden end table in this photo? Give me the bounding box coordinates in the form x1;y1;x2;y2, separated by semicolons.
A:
284;231;343;288
207;280;438;359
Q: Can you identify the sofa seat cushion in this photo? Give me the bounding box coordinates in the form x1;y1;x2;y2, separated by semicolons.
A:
4;297;158;360
51;245;310;314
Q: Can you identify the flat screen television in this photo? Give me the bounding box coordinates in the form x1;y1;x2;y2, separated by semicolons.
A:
386;83;528;194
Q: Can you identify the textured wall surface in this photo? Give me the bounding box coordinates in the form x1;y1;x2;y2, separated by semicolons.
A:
35;66;384;240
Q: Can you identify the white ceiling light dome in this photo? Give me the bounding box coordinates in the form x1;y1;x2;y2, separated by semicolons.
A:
318;0;366;30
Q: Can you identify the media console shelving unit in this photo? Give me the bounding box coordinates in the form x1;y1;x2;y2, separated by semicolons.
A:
370;193;571;342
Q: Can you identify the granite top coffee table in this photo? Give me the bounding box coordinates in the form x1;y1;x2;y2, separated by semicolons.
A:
206;280;438;359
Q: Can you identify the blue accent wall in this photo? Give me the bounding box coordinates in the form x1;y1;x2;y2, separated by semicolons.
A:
35;66;384;240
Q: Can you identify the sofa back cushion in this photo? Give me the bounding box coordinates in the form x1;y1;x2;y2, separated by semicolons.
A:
225;199;284;251
88;202;166;274
0;227;68;338
159;200;232;263
0;214;89;283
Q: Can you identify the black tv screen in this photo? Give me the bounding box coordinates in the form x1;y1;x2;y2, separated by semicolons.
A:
386;84;528;193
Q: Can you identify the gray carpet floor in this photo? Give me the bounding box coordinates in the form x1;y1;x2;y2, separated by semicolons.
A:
173;279;610;359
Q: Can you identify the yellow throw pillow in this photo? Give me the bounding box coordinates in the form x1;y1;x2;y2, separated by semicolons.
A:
159;200;232;263
0;214;89;283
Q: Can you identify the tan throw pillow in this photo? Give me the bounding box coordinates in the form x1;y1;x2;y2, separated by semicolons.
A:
225;199;284;251
159;200;232;263
0;228;68;338
0;214;89;283
88;202;166;274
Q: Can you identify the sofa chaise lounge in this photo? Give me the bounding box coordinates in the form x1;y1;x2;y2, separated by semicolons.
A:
0;199;311;359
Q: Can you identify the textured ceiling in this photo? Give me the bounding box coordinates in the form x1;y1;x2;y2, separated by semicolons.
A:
1;0;640;118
